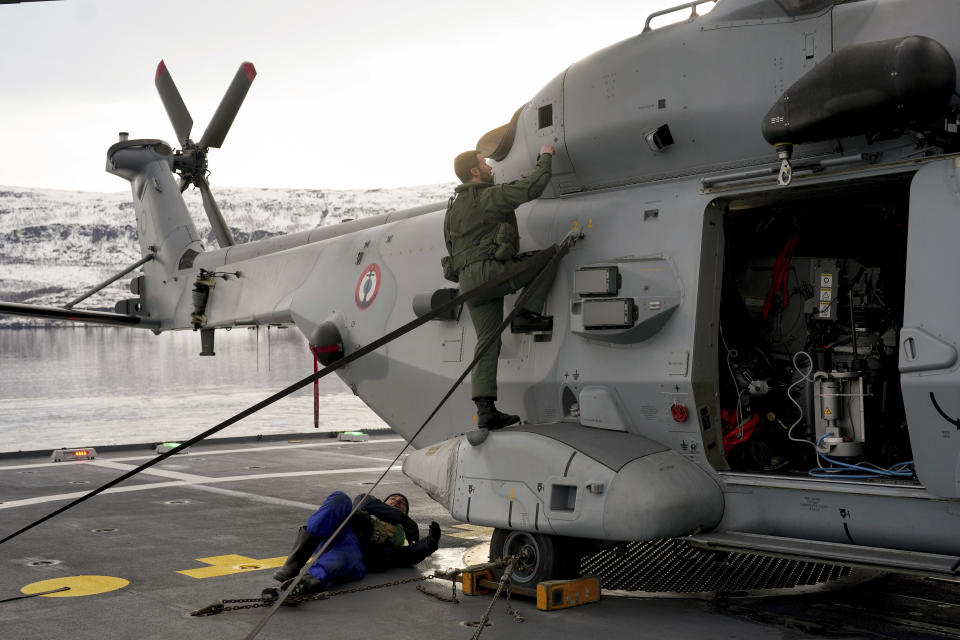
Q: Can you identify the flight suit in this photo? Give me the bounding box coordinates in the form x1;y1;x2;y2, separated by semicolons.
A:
443;153;556;400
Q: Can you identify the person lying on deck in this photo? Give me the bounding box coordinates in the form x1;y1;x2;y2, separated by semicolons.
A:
270;491;441;596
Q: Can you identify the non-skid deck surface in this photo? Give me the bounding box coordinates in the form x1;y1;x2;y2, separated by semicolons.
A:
2;435;958;640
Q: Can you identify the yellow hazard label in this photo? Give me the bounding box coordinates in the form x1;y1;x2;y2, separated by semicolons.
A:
177;554;285;579
824;408;833;416
22;575;129;597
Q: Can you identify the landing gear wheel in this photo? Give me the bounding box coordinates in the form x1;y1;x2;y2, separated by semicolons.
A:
489;528;571;586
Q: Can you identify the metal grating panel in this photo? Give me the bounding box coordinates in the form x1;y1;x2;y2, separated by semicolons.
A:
579;538;851;594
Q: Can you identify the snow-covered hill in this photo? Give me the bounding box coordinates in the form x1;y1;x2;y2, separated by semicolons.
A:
0;183;454;325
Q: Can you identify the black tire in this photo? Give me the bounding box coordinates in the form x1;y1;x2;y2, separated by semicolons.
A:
489;528;572;586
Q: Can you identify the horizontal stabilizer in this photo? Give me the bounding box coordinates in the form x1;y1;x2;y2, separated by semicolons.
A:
0;301;159;329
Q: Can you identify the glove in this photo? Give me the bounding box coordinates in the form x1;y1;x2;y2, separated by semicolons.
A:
401;515;419;543
427;521;441;551
348;511;373;540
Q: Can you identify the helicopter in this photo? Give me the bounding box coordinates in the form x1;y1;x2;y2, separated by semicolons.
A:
3;0;960;587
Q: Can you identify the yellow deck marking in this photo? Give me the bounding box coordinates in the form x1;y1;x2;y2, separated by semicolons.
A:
22;576;129;597
449;524;494;540
177;554;286;579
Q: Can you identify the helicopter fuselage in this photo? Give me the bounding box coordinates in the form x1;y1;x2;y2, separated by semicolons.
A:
39;0;960;576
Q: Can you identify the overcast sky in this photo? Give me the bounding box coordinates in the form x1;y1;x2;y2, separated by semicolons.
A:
1;0;694;192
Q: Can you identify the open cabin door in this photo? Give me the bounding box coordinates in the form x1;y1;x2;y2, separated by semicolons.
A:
903;159;960;497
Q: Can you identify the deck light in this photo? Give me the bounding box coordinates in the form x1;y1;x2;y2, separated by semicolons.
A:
50;448;97;462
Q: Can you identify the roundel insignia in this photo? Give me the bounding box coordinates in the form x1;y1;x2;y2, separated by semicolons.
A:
355;263;382;310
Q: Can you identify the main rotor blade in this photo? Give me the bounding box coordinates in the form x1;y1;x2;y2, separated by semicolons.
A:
198;62;257;149
154;60;194;147
196;175;236;247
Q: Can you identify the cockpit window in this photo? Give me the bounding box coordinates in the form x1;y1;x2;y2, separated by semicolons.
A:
775;0;860;16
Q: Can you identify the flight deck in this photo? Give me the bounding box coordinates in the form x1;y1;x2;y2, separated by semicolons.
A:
2;433;959;640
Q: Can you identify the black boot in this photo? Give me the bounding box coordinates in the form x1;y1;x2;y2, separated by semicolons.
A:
273;526;322;582
511;309;553;334
282;574;326;600
475;398;520;430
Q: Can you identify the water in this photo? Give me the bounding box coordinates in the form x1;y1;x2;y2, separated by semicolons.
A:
0;327;388;453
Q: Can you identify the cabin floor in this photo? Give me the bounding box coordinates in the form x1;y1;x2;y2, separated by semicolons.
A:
1;433;958;640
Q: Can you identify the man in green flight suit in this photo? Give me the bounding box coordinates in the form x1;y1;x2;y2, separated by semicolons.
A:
443;145;558;430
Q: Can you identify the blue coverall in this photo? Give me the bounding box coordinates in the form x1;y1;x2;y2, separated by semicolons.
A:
304;491;366;587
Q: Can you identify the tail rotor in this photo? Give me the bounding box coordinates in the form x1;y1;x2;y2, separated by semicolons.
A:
155;60;194;147
154;60;258;248
198;62;257;150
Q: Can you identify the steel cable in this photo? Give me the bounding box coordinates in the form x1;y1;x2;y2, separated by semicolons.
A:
244;231;581;640
0;241;571;548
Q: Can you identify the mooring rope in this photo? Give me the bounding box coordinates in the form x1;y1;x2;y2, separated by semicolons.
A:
0;230;582;640
0;234;577;549
244;232;581;640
